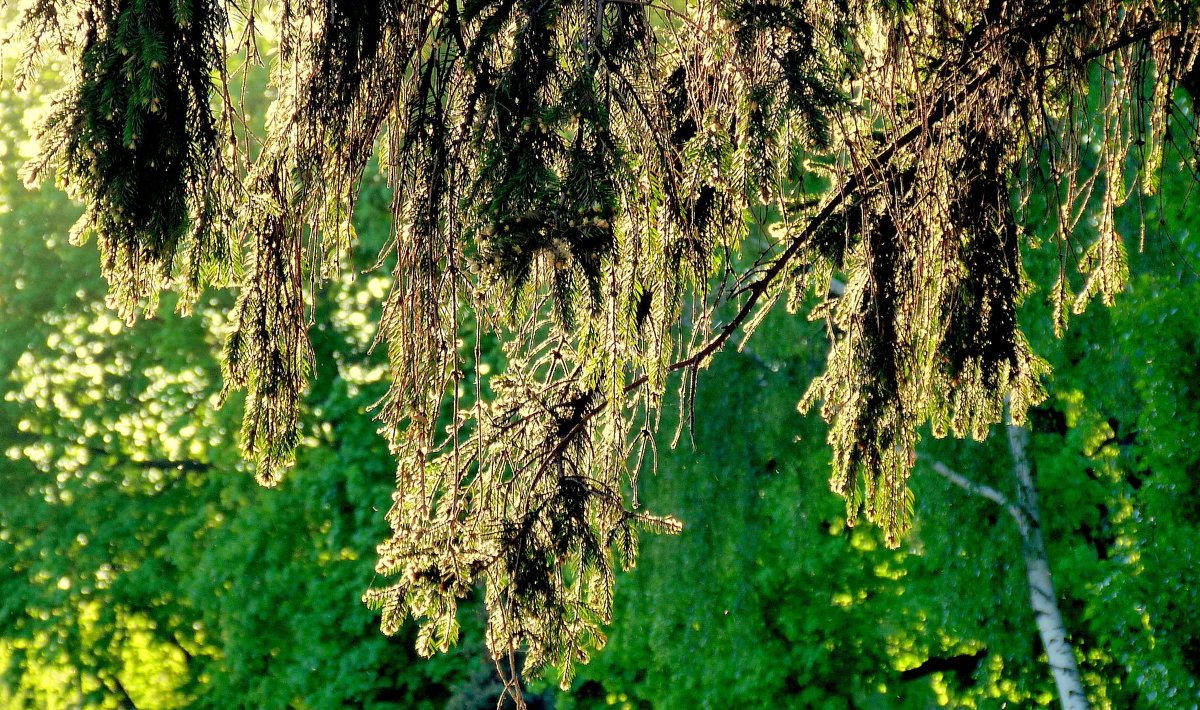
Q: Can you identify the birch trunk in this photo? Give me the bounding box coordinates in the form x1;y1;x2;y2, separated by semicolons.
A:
1005;421;1091;710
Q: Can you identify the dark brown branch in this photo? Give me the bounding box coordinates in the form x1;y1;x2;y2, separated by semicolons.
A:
7;429;212;473
83;446;213;473
77;438;212;472
900;648;989;684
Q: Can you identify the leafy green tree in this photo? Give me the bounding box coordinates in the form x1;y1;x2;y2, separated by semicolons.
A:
7;0;1200;699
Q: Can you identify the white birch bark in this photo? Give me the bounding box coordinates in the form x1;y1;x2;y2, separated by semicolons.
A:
1005;421;1090;710
923;420;1091;710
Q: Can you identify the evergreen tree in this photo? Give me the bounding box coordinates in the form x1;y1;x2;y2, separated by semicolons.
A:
7;0;1200;695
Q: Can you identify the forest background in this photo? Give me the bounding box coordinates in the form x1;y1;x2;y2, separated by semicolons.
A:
3;7;1200;710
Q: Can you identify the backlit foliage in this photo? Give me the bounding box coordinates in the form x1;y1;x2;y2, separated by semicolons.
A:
7;0;1200;693
16;0;235;321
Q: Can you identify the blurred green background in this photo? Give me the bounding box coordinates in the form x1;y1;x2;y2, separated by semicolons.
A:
3;30;1200;710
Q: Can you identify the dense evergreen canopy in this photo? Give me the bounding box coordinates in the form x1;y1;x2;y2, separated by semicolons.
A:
7;0;1200;695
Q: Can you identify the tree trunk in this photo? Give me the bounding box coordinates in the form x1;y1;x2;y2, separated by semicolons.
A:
1005;421;1091;710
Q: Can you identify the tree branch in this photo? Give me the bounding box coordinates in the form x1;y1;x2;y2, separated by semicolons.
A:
6;429;212;473
899;648;988;683
918;453;1030;538
87;448;212;473
624;56;1011;396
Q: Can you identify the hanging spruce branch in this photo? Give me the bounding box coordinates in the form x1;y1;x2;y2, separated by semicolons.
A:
18;0;234;321
9;0;1200;697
